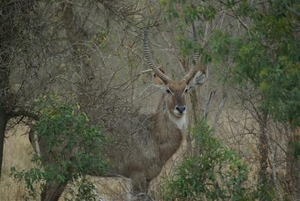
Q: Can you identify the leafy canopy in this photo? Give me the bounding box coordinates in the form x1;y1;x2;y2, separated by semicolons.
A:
161;0;300;127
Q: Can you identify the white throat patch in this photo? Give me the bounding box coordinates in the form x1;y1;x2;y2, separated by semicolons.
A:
168;112;187;130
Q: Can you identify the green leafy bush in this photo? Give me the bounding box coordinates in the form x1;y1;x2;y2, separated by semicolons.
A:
161;120;258;201
11;95;109;200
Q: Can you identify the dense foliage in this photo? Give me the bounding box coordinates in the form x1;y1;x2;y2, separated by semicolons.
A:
160;1;300;200
11;95;109;199
161;0;300;127
211;1;300;127
162;121;264;201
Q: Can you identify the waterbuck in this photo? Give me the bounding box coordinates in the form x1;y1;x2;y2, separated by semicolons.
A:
29;27;206;201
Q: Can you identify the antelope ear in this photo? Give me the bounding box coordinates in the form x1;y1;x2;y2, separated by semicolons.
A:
154;75;168;92
186;71;206;91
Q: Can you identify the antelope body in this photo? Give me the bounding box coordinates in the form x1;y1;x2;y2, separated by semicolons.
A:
29;28;205;201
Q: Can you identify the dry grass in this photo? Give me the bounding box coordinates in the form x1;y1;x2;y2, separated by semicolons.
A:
0;176;30;201
0;124;37;201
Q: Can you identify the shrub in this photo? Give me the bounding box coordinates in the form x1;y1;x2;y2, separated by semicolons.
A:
11;95;109;200
161;120;257;201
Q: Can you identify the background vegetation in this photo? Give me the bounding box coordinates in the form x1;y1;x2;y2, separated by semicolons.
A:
0;0;299;200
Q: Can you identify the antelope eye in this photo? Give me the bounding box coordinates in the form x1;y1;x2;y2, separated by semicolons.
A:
184;88;189;93
166;89;171;94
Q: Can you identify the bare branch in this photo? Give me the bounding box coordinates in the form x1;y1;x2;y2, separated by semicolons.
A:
286;5;300;19
8;110;39;121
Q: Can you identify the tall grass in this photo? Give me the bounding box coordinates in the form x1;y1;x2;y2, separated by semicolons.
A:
1;124;36;201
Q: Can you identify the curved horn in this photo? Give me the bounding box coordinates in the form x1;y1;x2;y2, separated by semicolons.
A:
143;27;170;84
182;21;205;83
182;68;198;83
192;21;200;67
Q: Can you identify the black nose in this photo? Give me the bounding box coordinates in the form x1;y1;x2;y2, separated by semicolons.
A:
176;105;186;114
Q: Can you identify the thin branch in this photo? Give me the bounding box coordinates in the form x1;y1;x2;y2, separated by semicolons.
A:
266;126;283;201
212;92;228;133
8;109;39;120
122;69;153;90
286;5;300;19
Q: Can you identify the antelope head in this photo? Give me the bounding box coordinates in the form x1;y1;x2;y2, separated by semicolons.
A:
143;27;206;126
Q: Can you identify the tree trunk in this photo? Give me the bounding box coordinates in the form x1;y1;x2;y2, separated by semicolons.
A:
0;53;10;179
0;1;15;178
286;127;300;200
258;113;269;183
0;108;8;177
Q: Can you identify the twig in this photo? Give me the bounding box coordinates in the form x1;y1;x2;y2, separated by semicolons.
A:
266;125;283;201
8;109;39;120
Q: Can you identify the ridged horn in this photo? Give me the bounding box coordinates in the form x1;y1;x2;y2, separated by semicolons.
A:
144;26;171;84
192;21;200;67
182;21;202;83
